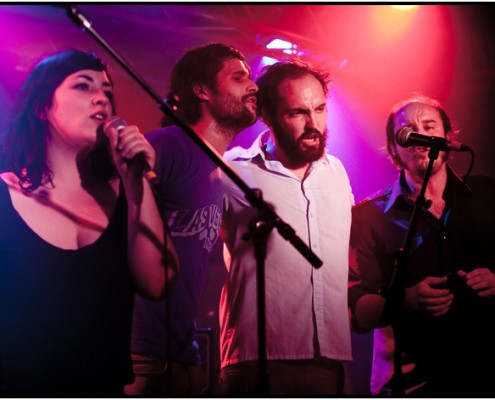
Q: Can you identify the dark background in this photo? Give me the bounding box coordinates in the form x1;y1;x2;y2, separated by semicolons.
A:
1;3;494;395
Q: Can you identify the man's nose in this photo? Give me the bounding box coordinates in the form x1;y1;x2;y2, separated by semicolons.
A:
305;112;318;129
247;79;258;93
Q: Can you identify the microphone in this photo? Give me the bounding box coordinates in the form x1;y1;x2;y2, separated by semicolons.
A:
395;127;470;152
103;116;159;188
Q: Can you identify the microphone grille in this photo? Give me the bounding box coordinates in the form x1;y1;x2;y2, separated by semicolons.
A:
104;116;127;133
395;126;413;147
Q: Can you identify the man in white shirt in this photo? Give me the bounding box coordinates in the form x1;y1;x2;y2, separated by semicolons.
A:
218;60;354;396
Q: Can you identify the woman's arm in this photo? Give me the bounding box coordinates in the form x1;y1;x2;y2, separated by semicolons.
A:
105;122;179;299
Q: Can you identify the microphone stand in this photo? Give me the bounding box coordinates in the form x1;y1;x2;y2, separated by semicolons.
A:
60;5;323;395
384;142;442;396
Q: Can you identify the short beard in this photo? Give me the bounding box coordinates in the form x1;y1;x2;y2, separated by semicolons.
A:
396;147;449;176
272;122;328;168
210;92;257;135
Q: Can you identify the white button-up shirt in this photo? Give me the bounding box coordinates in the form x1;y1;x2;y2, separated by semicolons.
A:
219;131;354;368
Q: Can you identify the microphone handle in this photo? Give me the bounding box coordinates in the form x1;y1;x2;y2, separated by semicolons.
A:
105;117;160;191
134;153;159;186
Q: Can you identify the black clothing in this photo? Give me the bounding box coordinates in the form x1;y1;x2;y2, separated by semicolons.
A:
0;179;134;396
349;169;495;396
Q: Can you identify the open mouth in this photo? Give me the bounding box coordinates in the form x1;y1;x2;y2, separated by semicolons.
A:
300;131;321;147
90;111;108;122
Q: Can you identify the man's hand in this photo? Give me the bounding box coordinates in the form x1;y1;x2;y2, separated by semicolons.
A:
405;276;453;317
458;267;495;299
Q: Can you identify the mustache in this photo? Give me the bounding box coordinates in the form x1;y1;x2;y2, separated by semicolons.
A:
298;128;326;142
242;93;256;102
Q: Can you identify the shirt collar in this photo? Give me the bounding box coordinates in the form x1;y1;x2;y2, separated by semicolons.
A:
384;165;471;213
384;171;410;213
223;130;268;162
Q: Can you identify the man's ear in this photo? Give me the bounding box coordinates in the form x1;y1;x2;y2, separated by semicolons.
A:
193;83;210;101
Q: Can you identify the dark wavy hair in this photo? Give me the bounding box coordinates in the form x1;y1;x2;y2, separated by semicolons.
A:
162;43;246;126
385;93;459;168
256;59;331;121
0;49;115;194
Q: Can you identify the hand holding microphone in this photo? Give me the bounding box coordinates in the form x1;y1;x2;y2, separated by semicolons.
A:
103;116;159;189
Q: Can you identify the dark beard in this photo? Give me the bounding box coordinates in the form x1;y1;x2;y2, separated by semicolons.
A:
210;93;257;134
272;123;328;168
